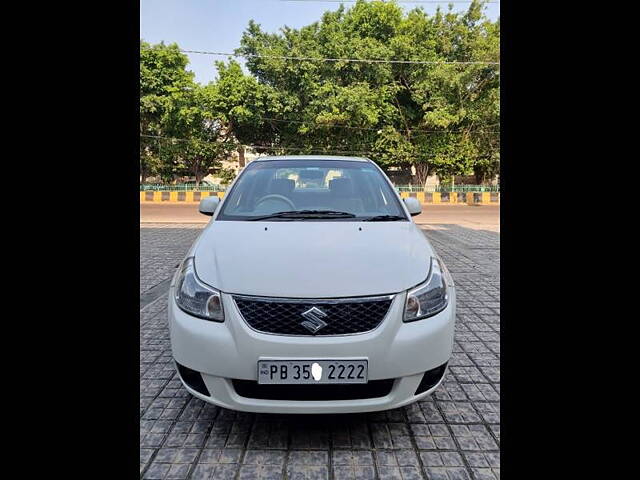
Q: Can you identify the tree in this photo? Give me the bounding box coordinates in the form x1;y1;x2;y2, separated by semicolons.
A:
224;0;499;183
164;85;237;187
139;136;162;183
208;60;293;154
219;167;238;186
139;1;499;186
139;41;194;182
140;41;239;186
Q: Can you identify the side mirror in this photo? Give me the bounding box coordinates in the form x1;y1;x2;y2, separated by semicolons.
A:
199;196;220;216
403;197;422;216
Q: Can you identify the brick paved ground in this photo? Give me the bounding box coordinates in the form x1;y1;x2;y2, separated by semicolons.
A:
140;222;500;480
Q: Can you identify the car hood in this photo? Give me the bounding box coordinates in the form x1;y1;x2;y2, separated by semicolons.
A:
193;221;433;298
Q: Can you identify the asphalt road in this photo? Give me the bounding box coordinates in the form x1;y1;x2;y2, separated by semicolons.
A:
140;203;500;231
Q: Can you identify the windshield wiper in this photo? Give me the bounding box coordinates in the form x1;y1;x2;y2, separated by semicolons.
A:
361;215;407;222
248;210;357;221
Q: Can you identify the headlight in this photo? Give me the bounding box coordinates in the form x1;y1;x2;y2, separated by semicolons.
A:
174;257;224;321
403;257;449;322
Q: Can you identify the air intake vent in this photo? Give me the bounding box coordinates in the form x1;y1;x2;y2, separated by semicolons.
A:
414;362;448;395
232;379;395;401
175;362;210;396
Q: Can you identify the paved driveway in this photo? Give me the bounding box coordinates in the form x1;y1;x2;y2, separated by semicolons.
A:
140;221;499;480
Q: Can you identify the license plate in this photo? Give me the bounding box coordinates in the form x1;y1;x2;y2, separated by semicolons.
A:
258;359;368;384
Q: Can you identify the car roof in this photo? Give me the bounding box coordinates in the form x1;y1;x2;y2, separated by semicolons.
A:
253;155;371;163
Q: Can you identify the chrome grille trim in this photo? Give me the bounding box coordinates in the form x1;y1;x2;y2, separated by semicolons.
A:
232;294;395;304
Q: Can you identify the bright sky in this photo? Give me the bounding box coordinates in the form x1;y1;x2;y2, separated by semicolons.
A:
140;0;500;85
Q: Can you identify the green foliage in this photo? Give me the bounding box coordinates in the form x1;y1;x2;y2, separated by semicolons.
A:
219;167;238;186
139;41;235;184
164;85;237;185
231;0;499;182
140;41;194;181
139;0;499;186
139;42;193;134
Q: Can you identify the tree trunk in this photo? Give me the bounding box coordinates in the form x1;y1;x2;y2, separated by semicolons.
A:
413;163;430;188
238;146;246;168
194;163;201;190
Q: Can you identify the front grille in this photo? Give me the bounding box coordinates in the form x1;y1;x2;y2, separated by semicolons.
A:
233;295;394;336
232;379;395;400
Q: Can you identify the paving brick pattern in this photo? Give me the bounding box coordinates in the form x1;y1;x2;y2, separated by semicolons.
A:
140;225;203;295
140;223;500;479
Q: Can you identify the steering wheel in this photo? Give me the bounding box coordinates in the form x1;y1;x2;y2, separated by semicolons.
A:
254;194;296;211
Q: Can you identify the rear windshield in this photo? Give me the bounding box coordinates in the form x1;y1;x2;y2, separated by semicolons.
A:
216;159;407;221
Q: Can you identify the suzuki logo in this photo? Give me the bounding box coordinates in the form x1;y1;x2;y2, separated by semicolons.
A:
300;307;328;334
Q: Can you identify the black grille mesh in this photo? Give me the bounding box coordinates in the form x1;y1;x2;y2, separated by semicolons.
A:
233;296;393;335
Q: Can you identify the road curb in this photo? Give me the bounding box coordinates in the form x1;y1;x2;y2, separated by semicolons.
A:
140;191;500;205
398;191;500;205
140;191;225;203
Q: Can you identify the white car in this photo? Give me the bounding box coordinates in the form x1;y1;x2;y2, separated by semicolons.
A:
168;156;455;414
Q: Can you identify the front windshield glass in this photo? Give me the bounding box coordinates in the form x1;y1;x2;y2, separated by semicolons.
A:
216;159;407;221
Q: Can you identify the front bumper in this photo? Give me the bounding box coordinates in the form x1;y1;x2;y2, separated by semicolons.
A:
168;288;455;414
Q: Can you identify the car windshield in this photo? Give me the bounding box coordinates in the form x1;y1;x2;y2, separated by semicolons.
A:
216;159;407;221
